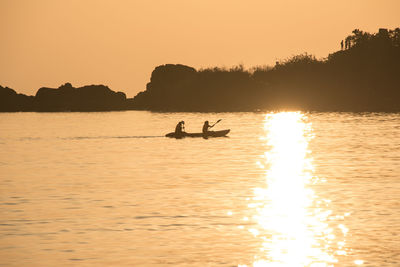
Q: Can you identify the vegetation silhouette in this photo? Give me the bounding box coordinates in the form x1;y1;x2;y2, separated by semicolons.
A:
131;28;400;112
1;28;399;112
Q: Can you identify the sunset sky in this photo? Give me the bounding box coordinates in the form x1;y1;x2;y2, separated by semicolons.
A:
1;0;400;97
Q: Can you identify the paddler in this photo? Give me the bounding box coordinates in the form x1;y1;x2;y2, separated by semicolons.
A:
202;119;222;134
202;120;211;134
175;121;185;134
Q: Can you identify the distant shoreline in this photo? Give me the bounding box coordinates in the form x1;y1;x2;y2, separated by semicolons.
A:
2;28;399;113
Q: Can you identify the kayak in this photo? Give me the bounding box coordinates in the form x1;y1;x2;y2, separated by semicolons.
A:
166;129;230;138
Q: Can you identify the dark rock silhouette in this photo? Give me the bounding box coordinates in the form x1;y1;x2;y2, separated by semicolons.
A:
34;83;128;111
0;83;129;112
132;64;197;110
0;85;34;112
132;64;260;111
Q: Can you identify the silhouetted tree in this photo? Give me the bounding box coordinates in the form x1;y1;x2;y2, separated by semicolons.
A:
389;28;400;46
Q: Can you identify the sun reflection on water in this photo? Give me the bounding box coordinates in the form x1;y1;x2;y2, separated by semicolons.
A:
242;112;351;267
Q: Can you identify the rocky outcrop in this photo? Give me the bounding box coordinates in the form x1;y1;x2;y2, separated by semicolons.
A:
34;83;128;111
131;64;198;110
0;83;129;112
0;86;34;112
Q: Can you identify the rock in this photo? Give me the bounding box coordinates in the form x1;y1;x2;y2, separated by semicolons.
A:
0;85;34;111
34;83;128;111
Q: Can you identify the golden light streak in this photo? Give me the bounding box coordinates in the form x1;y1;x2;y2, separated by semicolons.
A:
241;112;357;267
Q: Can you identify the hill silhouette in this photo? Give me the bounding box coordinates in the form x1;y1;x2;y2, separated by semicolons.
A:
0;85;34;112
131;28;400;112
1;83;128;112
1;28;399;112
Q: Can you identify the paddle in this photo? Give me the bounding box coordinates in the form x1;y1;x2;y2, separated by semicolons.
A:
210;119;222;128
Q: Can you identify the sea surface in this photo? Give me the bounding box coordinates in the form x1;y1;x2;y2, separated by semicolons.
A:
0;111;399;267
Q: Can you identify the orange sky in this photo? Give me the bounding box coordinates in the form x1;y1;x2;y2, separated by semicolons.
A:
1;0;399;97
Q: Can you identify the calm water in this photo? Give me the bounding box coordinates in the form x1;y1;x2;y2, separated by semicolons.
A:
0;111;399;266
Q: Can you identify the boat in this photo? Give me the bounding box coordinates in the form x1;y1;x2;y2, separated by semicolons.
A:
165;129;230;138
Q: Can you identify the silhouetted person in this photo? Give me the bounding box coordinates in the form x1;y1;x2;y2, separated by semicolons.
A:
341;40;344;50
202;121;211;134
175;121;185;134
345;39;348;49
